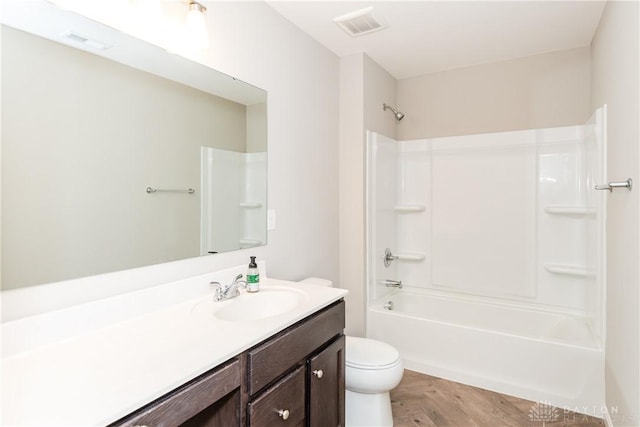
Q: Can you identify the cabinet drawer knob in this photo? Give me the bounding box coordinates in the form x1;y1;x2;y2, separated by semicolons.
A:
312;369;324;379
278;409;290;420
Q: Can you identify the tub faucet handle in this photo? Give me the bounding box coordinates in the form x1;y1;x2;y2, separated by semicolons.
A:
384;248;399;268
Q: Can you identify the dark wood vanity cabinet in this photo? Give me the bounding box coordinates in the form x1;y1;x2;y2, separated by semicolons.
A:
109;300;345;427
110;359;242;427
247;300;345;427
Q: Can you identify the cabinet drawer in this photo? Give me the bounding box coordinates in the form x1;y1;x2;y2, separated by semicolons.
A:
111;359;240;427
248;366;305;427
248;300;345;395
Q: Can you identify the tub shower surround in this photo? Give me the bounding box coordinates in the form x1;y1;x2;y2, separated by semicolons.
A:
366;107;606;416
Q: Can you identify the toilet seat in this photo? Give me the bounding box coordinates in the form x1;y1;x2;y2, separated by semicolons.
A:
346;336;400;370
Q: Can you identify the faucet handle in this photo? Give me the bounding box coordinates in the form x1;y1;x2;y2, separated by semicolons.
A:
210;281;223;301
232;274;247;289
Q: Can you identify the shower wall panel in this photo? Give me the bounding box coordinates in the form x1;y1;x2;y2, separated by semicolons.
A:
431;132;537;299
396;139;431;287
536;127;590;312
367;107;605;318
366;132;399;302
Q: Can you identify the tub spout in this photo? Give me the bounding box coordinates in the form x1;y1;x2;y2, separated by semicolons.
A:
384;279;402;288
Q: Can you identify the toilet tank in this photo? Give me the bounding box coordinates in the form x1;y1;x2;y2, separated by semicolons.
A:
299;277;334;287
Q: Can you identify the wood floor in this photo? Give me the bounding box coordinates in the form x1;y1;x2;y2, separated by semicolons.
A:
390;370;605;427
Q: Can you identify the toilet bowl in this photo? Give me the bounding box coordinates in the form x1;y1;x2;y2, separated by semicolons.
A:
299;278;404;427
345;336;404;427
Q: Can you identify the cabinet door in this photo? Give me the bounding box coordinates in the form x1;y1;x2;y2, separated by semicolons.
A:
248;301;345;396
308;335;345;427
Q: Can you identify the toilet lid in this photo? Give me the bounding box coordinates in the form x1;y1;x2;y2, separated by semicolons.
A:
345;336;400;369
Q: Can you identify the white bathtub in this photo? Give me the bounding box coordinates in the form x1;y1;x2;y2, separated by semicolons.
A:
367;290;605;417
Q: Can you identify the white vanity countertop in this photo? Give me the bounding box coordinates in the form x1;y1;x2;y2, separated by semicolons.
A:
1;274;348;426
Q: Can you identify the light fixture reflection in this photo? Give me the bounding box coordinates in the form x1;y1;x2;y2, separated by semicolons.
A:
186;1;209;49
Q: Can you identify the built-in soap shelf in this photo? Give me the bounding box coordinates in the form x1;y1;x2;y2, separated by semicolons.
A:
544;263;595;277
240;202;263;208
394;204;426;213
544;206;596;216
395;252;426;261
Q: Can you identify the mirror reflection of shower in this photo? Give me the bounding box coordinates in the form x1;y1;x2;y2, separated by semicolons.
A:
383;103;405;121
200;147;267;255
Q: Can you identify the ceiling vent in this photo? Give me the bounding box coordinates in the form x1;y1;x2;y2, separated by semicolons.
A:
333;7;386;37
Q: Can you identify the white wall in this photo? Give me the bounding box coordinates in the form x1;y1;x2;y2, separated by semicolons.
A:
398;47;592;139
590;1;640;425
1;1;340;318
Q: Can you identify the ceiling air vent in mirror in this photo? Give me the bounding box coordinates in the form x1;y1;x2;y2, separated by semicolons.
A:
333;7;386;37
62;31;112;50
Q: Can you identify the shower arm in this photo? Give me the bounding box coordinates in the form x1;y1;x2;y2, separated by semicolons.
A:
382;103;405;121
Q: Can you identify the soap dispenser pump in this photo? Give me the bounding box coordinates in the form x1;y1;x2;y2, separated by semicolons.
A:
247;256;260;293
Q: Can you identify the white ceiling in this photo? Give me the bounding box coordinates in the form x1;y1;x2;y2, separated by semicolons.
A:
265;1;607;79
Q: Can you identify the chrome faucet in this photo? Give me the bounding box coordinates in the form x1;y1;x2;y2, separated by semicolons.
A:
210;274;247;301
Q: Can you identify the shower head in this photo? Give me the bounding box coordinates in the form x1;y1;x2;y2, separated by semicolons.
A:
383;103;405;121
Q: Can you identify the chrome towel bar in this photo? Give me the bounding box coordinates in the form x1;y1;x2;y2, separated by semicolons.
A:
595;178;632;192
146;187;195;194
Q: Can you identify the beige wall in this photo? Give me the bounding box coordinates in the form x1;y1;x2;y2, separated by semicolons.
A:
591;1;640;425
246;102;268;153
364;55;399;139
397;47;592;139
1;25;246;289
339;53;396;336
339;53;366;336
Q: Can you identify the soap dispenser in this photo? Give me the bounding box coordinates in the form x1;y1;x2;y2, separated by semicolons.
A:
247;256;260;293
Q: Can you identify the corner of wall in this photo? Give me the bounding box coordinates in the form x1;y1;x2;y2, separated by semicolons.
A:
338;52;398;337
339;53;367;336
363;54;399;140
590;0;640;425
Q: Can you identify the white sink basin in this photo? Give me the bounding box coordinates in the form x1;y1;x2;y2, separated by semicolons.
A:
192;286;308;322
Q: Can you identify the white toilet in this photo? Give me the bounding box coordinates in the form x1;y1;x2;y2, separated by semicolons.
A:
299;278;404;427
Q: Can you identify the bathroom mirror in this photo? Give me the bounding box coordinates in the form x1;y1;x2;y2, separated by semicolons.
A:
0;2;268;290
